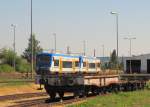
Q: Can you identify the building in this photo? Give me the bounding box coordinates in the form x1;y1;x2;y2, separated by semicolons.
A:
123;54;150;74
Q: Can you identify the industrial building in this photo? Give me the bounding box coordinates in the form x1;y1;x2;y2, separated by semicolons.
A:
123;54;150;74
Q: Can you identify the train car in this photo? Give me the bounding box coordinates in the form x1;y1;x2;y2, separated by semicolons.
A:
35;52;119;99
82;56;101;73
36;52;101;74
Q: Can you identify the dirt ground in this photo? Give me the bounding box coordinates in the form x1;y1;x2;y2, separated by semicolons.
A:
0;83;45;96
0;83;48;107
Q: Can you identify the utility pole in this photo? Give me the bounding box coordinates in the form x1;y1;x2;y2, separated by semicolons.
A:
102;45;104;57
67;46;70;54
110;11;119;72
124;37;136;73
94;49;96;57
31;0;33;79
11;24;16;71
83;40;86;56
53;33;56;53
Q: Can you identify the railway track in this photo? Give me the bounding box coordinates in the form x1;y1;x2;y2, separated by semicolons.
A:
0;79;147;107
0;92;47;102
4;84;148;107
8;92;110;107
0;80;34;84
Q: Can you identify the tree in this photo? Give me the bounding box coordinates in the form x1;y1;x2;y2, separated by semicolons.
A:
0;48;31;73
22;34;43;63
0;48;16;66
109;49;118;69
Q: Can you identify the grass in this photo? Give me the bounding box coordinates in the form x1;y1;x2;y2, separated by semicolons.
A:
0;78;34;87
67;90;150;107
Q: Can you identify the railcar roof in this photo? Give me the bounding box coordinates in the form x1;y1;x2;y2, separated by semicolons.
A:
37;52;81;58
37;52;100;60
83;56;100;60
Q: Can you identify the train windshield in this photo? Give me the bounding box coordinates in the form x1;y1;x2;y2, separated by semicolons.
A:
36;55;51;66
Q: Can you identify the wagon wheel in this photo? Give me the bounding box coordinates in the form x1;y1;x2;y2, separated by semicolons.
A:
74;91;79;99
84;89;89;97
58;91;64;99
49;92;56;99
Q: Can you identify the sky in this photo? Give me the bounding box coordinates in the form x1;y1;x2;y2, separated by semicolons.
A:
0;0;150;57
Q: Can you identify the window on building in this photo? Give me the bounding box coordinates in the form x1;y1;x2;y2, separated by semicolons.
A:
54;59;59;67
63;61;72;68
89;63;95;68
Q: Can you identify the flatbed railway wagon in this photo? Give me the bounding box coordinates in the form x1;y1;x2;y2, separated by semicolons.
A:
35;52;146;99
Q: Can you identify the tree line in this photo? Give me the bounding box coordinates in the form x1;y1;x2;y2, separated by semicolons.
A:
0;34;42;73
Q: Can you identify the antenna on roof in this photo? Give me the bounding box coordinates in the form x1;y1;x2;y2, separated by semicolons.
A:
94;49;96;57
66;46;71;54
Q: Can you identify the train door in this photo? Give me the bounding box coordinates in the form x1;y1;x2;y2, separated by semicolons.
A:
74;58;79;73
82;58;87;73
147;59;150;74
72;58;75;73
53;56;60;73
59;56;62;73
126;60;141;73
96;60;101;72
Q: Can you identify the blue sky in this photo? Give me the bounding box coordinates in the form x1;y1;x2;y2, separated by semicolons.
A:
0;0;150;57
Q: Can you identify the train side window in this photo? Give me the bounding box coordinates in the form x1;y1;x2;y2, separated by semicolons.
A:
89;63;95;68
54;60;59;66
63;61;72;68
83;62;86;67
75;61;79;67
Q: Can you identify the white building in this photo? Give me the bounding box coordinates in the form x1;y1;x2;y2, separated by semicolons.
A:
123;54;150;74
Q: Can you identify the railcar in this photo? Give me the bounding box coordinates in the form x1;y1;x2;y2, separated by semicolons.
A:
36;53;102;75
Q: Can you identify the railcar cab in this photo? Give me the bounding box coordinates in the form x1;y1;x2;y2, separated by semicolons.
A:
36;53;52;75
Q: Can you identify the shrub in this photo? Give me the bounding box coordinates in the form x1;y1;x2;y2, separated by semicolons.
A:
16;63;31;73
0;64;14;72
16;57;31;73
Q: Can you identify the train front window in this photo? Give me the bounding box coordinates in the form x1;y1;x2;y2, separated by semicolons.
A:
36;55;50;65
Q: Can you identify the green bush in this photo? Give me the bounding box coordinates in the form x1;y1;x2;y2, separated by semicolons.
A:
0;64;14;72
16;63;31;73
0;48;31;73
0;48;16;66
16;57;31;73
